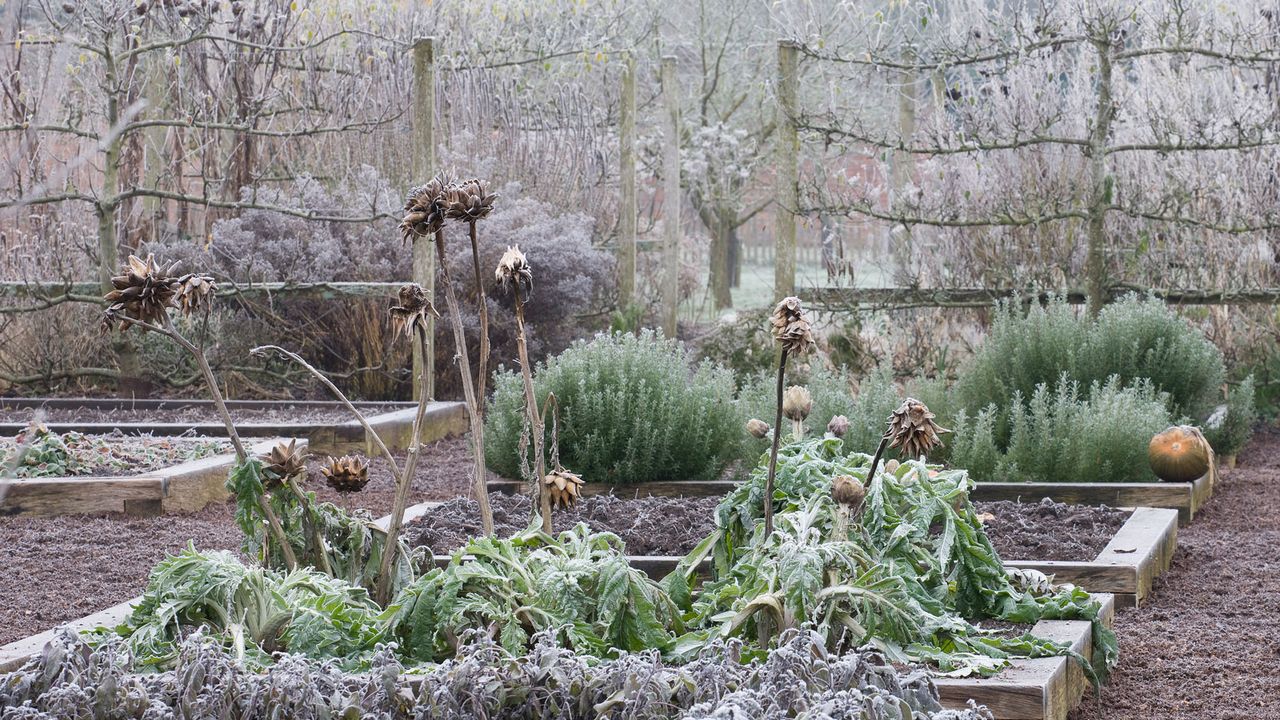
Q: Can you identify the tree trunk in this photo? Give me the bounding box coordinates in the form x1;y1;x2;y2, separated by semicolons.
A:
1085;38;1116;318
709;208;734;310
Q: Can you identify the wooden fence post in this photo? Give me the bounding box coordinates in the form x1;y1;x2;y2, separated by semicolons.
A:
660;55;680;338
411;36;436;400
618;51;637;308
775;41;799;300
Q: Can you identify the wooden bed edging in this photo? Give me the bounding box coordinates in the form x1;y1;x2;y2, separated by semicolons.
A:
490;465;1214;527
0;401;468;456
935;593;1115;720
0;402;469;517
1003;507;1178;609
0;438;303;517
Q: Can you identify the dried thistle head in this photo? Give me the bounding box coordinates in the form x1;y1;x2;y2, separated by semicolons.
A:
388;283;439;341
399;172;452;243
745;418;771;439
320;454;371;493
544;468;584;510
494;245;533;297
885;398;950;459
260;439;307;487
832;474;865;508
769;296;815;357
782;385;813;422
444;178;497;222
102;254;181;332
173;273;217;317
827;415;850;438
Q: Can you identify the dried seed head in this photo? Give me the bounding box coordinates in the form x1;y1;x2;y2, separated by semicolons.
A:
782;385;813;422
827;415;850;438
388;282;439;342
745;418;771;439
102;254;182;332
444;178;497;222
885;398;950;459
769;296;815;357
173;273;217;317
832;474;865;508
320;454;370;493
399;172;452;243
544;468;584;509
494;245;532;297
260;439;307;487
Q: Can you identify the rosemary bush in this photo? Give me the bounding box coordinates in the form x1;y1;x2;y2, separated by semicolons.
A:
949;377;1173;484
951;295;1251;455
486;330;742;484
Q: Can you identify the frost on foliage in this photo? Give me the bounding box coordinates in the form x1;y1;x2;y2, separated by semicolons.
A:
1;629;989;720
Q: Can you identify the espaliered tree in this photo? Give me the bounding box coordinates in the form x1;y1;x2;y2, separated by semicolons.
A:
780;1;1280;315
0;0;408;391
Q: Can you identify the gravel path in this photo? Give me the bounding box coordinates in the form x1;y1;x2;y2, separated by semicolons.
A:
1070;427;1280;720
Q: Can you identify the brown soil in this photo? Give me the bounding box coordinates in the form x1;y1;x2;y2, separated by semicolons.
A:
0;503;242;645
1069;427;1280;720
976;499;1130;562
0;404;401;426
410;492;725;556
0;435;479;646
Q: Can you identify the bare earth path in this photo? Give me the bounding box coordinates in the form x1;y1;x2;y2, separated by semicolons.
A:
1070;427;1280;720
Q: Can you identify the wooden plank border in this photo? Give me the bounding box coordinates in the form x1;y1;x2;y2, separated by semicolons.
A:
0;401;469;456
934;594;1115;720
489;466;1214;527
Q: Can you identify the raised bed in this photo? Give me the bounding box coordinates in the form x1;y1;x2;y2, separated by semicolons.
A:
491;467;1214;526
0;397;469;456
935;594;1115;720
0;438;302;517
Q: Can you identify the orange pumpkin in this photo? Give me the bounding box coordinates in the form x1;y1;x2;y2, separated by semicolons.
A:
1148;425;1212;483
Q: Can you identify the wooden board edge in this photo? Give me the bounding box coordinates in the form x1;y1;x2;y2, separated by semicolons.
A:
1093;507;1178;605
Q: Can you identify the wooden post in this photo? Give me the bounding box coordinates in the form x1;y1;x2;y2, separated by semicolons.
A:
618;51;637;307
1085;38;1116;318
774;41;799;300
411;37;436;400
660;56;680;338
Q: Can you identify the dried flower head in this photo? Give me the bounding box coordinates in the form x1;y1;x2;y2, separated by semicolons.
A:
746;418;771;439
827;415;850;438
102;254;182;332
173;273;217;317
320;454;371;493
399;172;452;243
832;474;865;508
769;296;815;357
544;468;584;509
494;245;533;297
782;385;813;422
260;439;307;486
388;283;439;341
444;178;497;222
885;398;950;459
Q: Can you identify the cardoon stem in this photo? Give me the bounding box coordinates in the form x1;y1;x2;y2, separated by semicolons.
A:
435;228;495;535
514;286;551;532
376;326;433;604
468;221;490;413
763;347;789;538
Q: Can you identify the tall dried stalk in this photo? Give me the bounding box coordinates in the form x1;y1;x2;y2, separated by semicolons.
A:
434;226;495;535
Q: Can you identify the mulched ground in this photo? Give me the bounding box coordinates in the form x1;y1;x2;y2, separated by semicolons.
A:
409;491;1125;562
0;435;481;646
0;404;402;426
410;493;725;556
1069;427;1280;720
978;499;1130;562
